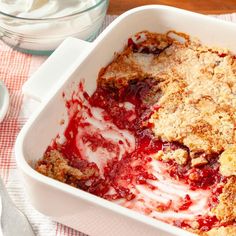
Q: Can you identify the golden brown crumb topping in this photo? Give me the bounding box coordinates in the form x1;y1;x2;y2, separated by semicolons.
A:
153;148;189;165
202;226;236;236
150;43;236;158
98;32;172;88
35;150;98;187
212;176;236;222
219;145;236;176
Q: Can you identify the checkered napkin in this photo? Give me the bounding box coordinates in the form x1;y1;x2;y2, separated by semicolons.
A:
0;13;236;236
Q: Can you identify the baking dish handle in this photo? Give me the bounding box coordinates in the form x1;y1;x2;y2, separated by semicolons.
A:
22;37;92;102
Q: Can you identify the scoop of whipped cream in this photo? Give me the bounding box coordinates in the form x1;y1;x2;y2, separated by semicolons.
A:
0;0;105;51
0;0;97;18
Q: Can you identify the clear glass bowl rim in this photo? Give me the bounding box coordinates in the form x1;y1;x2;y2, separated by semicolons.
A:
0;0;108;21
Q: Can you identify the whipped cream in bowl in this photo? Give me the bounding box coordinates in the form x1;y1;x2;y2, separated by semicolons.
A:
0;0;109;54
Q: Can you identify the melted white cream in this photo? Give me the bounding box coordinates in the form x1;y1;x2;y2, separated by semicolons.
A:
72;94;135;175
115;160;210;223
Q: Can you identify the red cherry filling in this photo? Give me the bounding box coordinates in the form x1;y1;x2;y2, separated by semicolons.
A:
47;79;225;231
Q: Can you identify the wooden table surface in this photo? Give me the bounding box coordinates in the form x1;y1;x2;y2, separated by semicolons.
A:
108;0;236;15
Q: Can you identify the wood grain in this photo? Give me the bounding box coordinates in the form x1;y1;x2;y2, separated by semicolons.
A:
108;0;236;15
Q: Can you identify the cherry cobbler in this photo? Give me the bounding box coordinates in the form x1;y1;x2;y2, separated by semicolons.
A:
35;31;236;235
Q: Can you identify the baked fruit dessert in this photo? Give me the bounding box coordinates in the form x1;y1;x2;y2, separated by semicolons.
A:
36;31;236;235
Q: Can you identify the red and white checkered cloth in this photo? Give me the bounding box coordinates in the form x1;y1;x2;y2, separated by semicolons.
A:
0;13;236;236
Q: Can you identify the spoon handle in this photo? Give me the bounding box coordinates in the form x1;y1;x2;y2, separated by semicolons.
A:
0;196;3;236
0;80;10;123
0;177;35;236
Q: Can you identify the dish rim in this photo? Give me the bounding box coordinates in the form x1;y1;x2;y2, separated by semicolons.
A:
15;5;236;236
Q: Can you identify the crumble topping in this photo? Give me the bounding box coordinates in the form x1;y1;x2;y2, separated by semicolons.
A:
191;156;209;167
36;150;99;186
212;176;236;222
153;148;189;165
150;45;236;158
98;32;172;88
202;226;236;236
219;145;236;176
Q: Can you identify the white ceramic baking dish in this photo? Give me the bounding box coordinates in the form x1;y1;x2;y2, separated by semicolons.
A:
15;5;236;236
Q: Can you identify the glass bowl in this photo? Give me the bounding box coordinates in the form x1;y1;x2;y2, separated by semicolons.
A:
0;0;109;55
